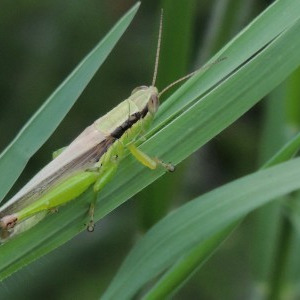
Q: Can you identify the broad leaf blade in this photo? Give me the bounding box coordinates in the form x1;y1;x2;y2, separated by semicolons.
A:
102;158;300;299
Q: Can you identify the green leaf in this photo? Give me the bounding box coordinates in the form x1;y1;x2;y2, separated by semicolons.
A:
0;2;140;203
102;158;300;299
154;0;300;129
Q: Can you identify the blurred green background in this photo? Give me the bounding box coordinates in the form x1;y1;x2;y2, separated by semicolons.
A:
1;0;299;299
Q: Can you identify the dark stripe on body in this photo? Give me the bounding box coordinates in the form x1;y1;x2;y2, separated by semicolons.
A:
111;106;148;139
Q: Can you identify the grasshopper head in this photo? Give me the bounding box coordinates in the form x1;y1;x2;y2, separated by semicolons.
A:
130;86;159;116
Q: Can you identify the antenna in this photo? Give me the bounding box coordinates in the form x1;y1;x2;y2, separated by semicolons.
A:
158;57;227;98
152;9;163;87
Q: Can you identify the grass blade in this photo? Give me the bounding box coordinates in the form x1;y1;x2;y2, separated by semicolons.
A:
102;158;300;299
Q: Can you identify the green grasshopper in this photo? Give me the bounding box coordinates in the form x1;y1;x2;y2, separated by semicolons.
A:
0;12;222;240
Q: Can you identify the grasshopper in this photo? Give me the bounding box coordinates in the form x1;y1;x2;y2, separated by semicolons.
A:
0;11;222;240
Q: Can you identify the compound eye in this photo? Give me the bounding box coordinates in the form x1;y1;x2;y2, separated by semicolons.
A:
148;94;159;114
151;93;158;104
131;85;148;95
